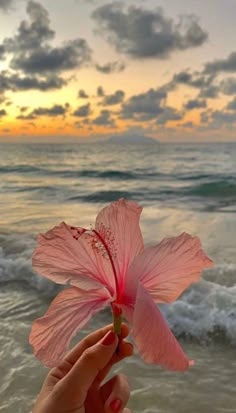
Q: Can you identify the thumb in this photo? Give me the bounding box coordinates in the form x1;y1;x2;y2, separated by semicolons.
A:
61;330;118;401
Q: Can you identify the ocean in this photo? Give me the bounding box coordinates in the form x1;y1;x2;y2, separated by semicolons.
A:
0;141;235;413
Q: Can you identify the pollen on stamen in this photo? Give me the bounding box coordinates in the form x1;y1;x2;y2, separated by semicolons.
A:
85;231;109;259
96;223;117;259
70;226;85;240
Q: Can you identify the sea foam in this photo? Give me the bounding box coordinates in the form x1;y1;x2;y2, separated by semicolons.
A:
0;231;235;345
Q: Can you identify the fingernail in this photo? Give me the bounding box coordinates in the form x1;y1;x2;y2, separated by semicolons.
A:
101;330;116;346
109;399;122;413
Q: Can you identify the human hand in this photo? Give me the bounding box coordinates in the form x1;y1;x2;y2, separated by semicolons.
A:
32;323;133;413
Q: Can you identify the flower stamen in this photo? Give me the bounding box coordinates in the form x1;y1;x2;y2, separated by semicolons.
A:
93;229;119;296
92;229;122;335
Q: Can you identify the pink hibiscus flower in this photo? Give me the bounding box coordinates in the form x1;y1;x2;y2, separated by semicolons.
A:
30;199;213;371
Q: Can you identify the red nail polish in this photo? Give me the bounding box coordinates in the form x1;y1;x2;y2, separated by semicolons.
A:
109;399;122;413
101;330;116;346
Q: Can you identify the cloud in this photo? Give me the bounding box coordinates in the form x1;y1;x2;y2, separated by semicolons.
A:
92;4;208;59
0;109;7;117
198;84;219;98
78;89;89;98
95;61;125;73
227;97;236;111
5;1;54;52
16;113;36;120
156;107;182;124
200;110;211;124
93;109;115;126
97;86;105;97
4;1;91;74
184;98;207;110
19;106;28;112
0;93;6;104
0;71;66;91
200;107;236;128
118;86;183;124
33;104;69;116
211;110;236;127
171;70;219;98
172;71;209;88
204;52;236;74
74;117;93;130
73;103;91;117
17;103;69;119
120;88;167;121
182;121;194;128
0;0;27;11
0;0;14;10
102;90;125;105
220;77;236;95
0;45;5;60
172;71;193;84
11;40;91;74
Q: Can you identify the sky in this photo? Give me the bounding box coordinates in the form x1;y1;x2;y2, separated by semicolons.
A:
1;0;236;142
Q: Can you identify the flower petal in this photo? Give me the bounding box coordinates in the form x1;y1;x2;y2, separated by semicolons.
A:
33;222;115;292
125;232;213;303
29;286;111;367
95;199;144;294
131;283;190;371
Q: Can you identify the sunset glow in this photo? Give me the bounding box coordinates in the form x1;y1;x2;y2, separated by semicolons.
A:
0;0;236;141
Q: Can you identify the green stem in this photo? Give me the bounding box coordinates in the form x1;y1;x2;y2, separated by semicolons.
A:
113;311;122;336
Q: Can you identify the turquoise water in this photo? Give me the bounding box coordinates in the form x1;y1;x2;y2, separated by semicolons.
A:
0;142;236;412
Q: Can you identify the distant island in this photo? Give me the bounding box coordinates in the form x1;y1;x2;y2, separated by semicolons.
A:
105;134;159;144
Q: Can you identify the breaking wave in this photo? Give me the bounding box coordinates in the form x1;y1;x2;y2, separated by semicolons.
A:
0;231;235;345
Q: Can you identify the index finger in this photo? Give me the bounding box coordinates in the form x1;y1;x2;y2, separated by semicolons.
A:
46;323;131;387
65;323;130;366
